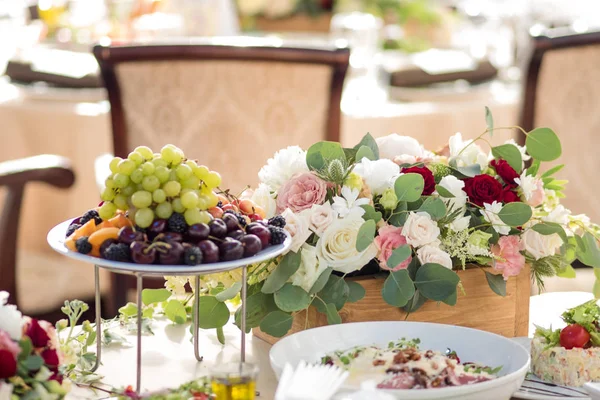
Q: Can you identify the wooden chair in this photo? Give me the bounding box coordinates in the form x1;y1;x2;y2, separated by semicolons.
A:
93;37;351;312
0;155;91;320
520;27;600;293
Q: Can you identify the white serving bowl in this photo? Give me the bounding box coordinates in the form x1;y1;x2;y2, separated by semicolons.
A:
269;321;530;400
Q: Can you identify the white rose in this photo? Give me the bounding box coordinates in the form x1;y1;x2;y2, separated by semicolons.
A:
258;146;308;191
448;132;488;171
0;292;22;340
290;244;328;292
282;208;312;253
0;382;13;400
417;245;453;269
542;204;570;226
307;202;337;236
438;175;467;211
376;134;427;161
568;214;592;236
522;229;563;260
401;212;440;248
450;215;471;232
250;183;277;219
480;201;511;235
316;215;378;274
237;0;268;15
263;0;296;17
353;157;400;195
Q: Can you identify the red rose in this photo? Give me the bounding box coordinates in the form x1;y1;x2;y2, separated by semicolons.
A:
464;175;503;206
50;372;64;384
24;319;50;348
0;349;17;379
401;166;435;196
490;159;519;186
502;187;520;203
42;348;59;372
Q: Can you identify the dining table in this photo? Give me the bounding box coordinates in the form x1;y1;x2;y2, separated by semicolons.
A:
65;291;595;399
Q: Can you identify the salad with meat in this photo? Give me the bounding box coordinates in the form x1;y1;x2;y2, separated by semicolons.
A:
321;338;500;390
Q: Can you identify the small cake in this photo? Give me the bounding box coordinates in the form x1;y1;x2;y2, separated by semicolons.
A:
532;300;600;387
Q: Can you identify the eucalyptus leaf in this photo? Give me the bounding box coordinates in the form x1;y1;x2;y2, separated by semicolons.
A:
525;127;562;162
215;282;243;302
435;185;455;198
318;275;349;311
442;291;457;306
491;144;523;173
418;197;447;220
262;251;302;294
498;203;533;227
306;141;346;171
361;204;382;223
407;257;421;280
274;284;311;312
353;133;380;159
309;267;333;294
414;263;460;301
595;268;600;280
356;145;376;161
484;270;506;296
141;288;171;306
18;338;32;360
347;281;366;303
388;201;408;226
449;160;481;178
594;280;600;299
394;173;425;202
165;299;187;324
387;245;412;270
576;232;600;268
234;291;277;332
382;270;415;307
197;296;229;329
259;311;293;338
402;290;427;313
24;355;44;371
216;326;225;345
118;302;138;317
557;265;576;279
532;222;568;243
356;219;376;252
325;303;342;324
485;106;494;136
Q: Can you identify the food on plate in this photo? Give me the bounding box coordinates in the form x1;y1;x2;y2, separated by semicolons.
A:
532;300;600;386
64;145;286;265
321;338;500;389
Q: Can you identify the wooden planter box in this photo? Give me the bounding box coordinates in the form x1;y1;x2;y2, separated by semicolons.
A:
253;265;530;345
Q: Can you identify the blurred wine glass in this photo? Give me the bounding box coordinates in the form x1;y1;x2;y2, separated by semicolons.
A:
37;0;67;34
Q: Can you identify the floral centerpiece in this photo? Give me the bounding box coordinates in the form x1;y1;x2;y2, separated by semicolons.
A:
236;0;333;32
197;110;600;339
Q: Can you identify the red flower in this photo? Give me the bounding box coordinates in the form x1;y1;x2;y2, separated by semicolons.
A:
490;159;519;186
463;175;503;206
50;372;64;384
502;187;520;203
42;348;59;372
401;166;435;196
24;319;50;348
0;349;17;379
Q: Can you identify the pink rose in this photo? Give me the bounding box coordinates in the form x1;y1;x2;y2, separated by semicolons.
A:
528;180;544;207
491;235;525;280
276;172;328;214
374;225;412;271
0;330;20;359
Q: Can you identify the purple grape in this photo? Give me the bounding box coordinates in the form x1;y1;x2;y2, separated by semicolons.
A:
130;241;156;264
222;213;240;232
157;241;184;265
209;219;227;238
186;223;210;242
119;226;146;245
240;234;262;257
219;238;243;261
198;240;219;263
227;229;245;241
246;224;271;248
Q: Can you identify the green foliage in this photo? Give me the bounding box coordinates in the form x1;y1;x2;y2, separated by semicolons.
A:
435;185;455;198
356;219;376;251
442;291;457;306
119;302;138;317
197;296;229;329
532;222;568;243
347;281;366;303
306;141;346;171
165;299;187;324
414;263;460;301
361;204;383;223
418;197;447;220
274;284;311;312
356;145;376;161
142;288;171;306
387;245;412;270
382;270;415;307
541;164;565;178
325;303;342;324
526;127;562;161
484;270;506;296
259;311;293;338
394;173;424;202
534;324;561;348
388;201;408;226
262;250;302;293
527;159;541;176
402;290;427;313
353;132;380;159
317;275;349;311
498;202;532;227
562;300;600;346
491;144;522;173
309;268;333;294
556;264;576;278
215;282;242;302
576;232;600;267
235;291;276;332
448;159;481;178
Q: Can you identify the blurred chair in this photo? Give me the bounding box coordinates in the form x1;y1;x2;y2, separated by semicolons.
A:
521;28;600;294
93;37;351;312
0;155;100;319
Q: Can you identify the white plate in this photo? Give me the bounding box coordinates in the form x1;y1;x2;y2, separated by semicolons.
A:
510;337;590;400
270;321;530;400
584;383;600;400
47;218;291;275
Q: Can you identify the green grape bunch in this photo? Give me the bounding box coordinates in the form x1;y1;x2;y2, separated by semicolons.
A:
100;144;222;228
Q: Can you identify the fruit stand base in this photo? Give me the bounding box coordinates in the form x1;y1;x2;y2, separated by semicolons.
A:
253;266;530;345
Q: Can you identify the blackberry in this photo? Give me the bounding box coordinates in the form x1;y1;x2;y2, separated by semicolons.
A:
268;215;286;228
269;226;287;245
167;213;187;233
75;237;92;254
183;246;203;266
66;223;81;238
100;238;119;258
80;209;102;225
104;243;131;262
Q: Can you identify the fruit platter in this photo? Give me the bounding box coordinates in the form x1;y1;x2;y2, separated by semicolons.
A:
47;144;291;274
